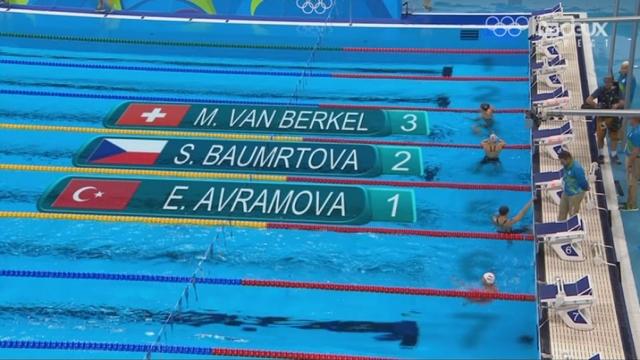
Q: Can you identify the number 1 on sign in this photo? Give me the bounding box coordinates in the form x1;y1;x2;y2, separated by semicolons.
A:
387;193;400;218
368;189;416;223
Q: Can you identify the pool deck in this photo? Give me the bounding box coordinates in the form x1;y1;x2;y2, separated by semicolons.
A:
535;14;639;359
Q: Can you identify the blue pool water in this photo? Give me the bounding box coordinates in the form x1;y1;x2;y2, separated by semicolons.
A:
0;9;536;359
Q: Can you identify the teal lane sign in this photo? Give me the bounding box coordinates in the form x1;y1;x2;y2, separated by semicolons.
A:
74;137;424;177
38;177;417;224
104;102;429;136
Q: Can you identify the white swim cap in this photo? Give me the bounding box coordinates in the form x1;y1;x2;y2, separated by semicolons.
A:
489;134;498;142
483;272;496;285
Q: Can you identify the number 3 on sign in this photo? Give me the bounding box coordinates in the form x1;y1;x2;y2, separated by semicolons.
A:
400;114;418;132
386;110;429;135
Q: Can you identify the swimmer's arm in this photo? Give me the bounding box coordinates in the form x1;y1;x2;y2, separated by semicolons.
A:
508;200;533;225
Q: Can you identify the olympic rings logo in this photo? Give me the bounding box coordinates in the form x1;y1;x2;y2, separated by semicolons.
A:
296;0;334;15
485;16;529;37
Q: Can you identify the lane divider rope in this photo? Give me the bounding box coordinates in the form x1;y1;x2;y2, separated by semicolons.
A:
0;123;532;150
0;164;530;192
0;58;528;82
0;163;286;182
285;176;530;192
0;89;527;113
303;137;531;150
0;211;534;241
0;31;528;55
0;340;391;360
319;102;525;113
332;73;528;82
342;47;529;55
0;269;536;302
0;123;288;141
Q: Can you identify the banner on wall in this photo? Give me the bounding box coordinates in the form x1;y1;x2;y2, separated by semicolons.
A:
20;0;401;20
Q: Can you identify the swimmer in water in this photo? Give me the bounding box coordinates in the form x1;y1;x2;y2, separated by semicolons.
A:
478;133;505;168
493;200;533;234
467;272;498;304
472;103;495;134
482;272;498;292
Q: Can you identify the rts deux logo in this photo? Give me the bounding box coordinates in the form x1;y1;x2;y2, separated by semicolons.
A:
485;16;608;38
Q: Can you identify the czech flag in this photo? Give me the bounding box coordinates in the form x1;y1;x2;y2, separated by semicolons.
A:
87;138;168;166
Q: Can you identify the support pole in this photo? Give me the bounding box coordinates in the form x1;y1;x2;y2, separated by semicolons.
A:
624;0;640;109
608;0;621;76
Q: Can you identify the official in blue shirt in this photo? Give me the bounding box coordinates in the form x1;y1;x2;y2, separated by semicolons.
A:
624;117;640;210
558;151;590;221
585;76;625;164
618;61;637;106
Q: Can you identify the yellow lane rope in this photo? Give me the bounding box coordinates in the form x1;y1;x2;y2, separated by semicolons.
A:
0;211;268;228
0;164;288;182
0;123;305;142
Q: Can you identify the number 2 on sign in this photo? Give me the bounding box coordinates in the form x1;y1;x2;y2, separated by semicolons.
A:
391;151;412;172
387;194;400;218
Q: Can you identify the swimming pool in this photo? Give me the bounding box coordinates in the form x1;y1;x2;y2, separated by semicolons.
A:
0;7;537;359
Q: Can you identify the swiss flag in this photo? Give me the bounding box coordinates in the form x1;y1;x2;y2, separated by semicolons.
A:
116;104;191;127
51;179;141;210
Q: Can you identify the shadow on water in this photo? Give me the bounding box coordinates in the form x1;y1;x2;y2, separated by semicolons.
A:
0;305;419;347
0;190;41;204
451;312;536;348
457;251;495;281
0;79;454;107
451;312;498;348
423;164;441;181
0;147;75;160
0;110;101;125
0;241;431;282
425;125;456;142
463;200;495;226
470;85;502;104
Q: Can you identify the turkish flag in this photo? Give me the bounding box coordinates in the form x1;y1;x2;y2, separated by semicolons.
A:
116;104;191;127
51;179;141;210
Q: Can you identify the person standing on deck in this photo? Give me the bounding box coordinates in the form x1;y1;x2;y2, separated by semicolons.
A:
584;76;625;164
557;151;590;220
96;0;113;11
622;117;640;211
618;61;636;107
